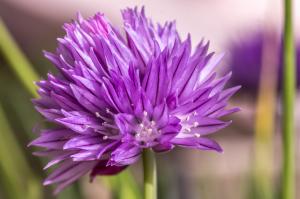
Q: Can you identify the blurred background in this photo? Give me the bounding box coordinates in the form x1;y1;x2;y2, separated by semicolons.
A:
0;0;299;199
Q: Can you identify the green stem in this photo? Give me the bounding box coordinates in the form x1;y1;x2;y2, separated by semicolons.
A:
143;149;157;199
0;18;39;97
282;0;296;199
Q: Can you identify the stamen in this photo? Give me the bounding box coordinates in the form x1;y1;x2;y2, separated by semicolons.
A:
102;123;118;129
95;112;101;118
103;136;108;140
134;117;161;144
108;135;121;140
143;111;148;117
195;133;201;138
193;122;199;127
105;108;115;117
94;129;104;133
95;113;110;121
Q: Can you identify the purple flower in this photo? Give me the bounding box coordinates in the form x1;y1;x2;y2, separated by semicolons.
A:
228;31;300;93
29;7;239;193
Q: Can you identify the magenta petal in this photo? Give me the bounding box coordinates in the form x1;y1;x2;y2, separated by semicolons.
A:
44;160;96;186
90;160;127;180
171;137;223;153
109;143;142;166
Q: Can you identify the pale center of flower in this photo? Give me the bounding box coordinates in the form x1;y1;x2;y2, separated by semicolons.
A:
134;111;161;145
178;112;201;138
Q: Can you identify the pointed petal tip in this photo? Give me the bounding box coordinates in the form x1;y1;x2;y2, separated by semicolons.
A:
28;138;40;147
236;107;242;112
217;148;224;153
76;11;84;22
43;180;52;186
32;151;41;156
211;142;223;153
233;84;242;90
27;142;33;147
43;165;50;170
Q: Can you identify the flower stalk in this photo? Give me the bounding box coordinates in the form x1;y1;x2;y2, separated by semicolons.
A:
143;149;157;199
282;0;296;198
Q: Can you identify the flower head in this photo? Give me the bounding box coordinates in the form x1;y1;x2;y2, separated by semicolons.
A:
228;31;300;93
30;7;239;193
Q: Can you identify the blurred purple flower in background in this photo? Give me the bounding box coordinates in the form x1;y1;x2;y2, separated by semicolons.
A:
228;31;300;93
29;7;239;193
